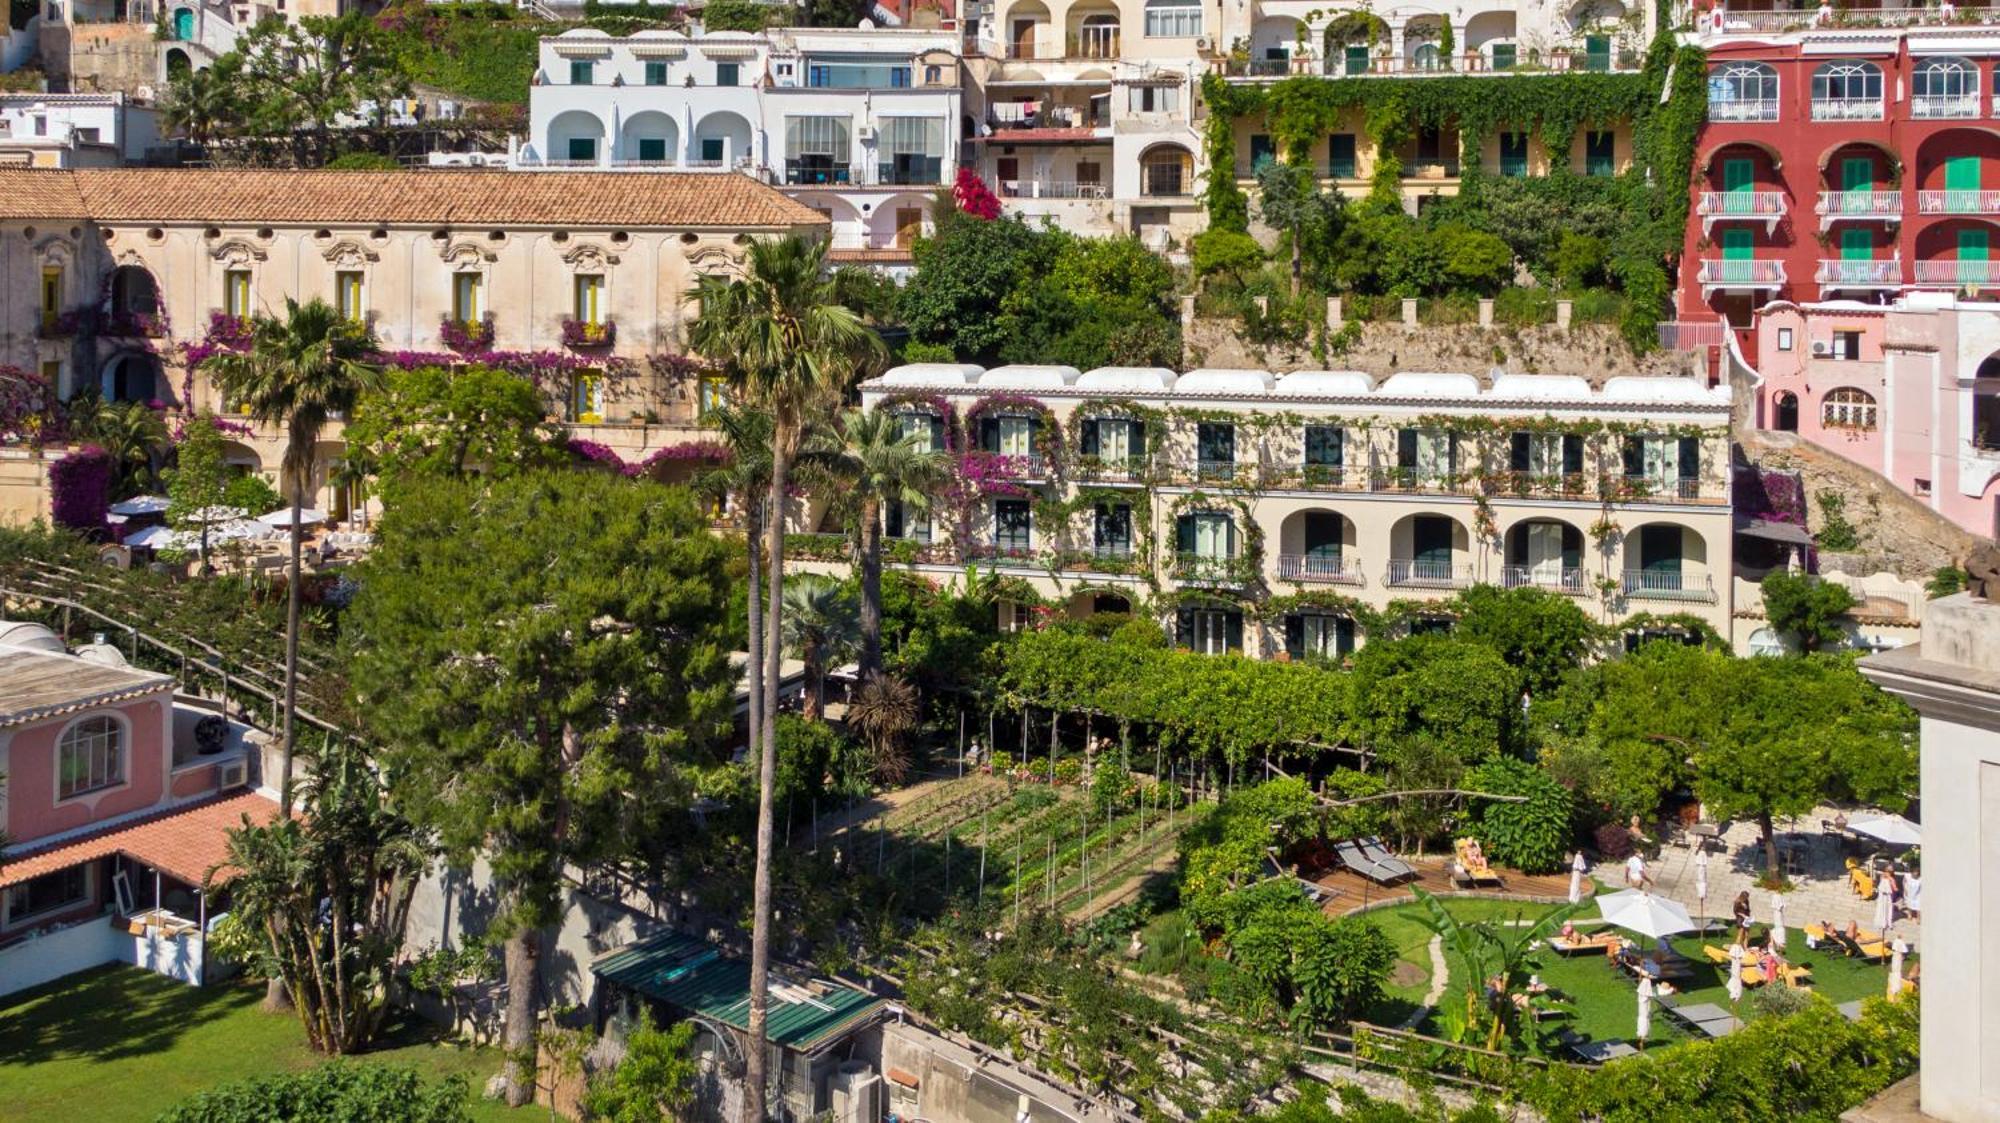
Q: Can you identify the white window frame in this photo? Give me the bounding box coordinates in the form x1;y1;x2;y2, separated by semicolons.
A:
1822;387;1879;430
1143;0;1202;38
55;713;127;802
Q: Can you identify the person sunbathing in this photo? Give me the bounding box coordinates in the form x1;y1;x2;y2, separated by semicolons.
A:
1465;839;1486;868
1559;922;1579;942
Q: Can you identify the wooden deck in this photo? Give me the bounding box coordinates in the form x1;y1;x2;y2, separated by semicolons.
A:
1306;855;1596;917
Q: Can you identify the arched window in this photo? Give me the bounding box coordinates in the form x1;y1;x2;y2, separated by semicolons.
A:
1142;0;1201;38
1413;43;1440;71
1822;387;1879;430
1811;60;1882;119
1913;57;1979;117
58;715;124;799
1141;145;1191;195
1710;62;1779;120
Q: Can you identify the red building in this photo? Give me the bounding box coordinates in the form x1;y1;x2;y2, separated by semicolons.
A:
1679;13;2000;347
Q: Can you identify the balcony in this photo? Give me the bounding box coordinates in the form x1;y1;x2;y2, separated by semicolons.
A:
987;104;1105;132
1817;191;1902;230
1707;98;1779;123
1173;553;1245;587
1913;94;1982;120
1369;468;1474;496
1484;471;1594;500
999;180;1110;200
1698;191;1787;235
1810;96;1884;122
1697;258;1786;293
1622;569;1717;603
1386;558;1472;590
1816;258;1902;289
1501;565;1590;595
1401;157;1461;180
1612;474;1707;502
1278;554;1364;586
1070;28;1121;59
1075;455;1148;483
964;543;1040;568
1917;189;2000;215
1913;259;2000;286
1195;458;1240;483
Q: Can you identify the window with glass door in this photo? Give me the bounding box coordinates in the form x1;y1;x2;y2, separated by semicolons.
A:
1286;613;1353;660
895;412;944;452
1143;0;1201;37
1585;131;1615;176
979;414;1037;458
717;61;740;86
1499;132;1529;177
336;270;363;322
785;115;852;184
1304;425;1342;479
1396;428;1454;485
1081;416;1141;469
1177;608;1241;654
1329;134;1357;178
572;371;603;424
1249;134;1276;173
40;266;60;331
1177;511;1233;564
1094;502;1132;556
452;272;481;326
570;60;594;84
1623;435;1699;497
644;60;669;85
880;116;944;185
574;274;604;329
57;715;123;800
993;498;1032;553
224;269;251;318
1509;431;1581;485
1196;422;1234;475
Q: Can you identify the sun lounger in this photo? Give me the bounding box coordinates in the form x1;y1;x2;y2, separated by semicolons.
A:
1453;838;1503;886
1333;839;1406;885
1833;933;1891;962
1548;931;1623;955
1357;837;1419;881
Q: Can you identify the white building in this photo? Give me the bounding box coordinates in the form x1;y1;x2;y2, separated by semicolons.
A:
516;25;961;265
0;92;160;167
1860;591;2000;1123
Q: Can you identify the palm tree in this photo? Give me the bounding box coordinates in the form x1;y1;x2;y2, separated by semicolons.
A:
782;574;858;720
803;409;947;680
684;235;883;1123
695;406;775;764
88;400;171;497
206;298;380;821
162;56;242;149
847;672;920;786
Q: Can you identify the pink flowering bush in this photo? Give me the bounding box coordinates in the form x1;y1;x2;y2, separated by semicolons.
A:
954;167;1002;220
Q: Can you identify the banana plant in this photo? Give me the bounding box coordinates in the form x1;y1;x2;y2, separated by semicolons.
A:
1411;888;1584;1056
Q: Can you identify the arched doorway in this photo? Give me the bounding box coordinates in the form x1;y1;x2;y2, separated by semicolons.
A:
165;47;191;78
100;353;161;403
1774;390;1799;431
108;264;160;328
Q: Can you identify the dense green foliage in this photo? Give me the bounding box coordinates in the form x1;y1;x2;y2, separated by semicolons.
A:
343;364;564;486
156;1061;472;1123
1451;584;1597;697
898;211;1181;367
1462;757;1573;873
376;2;555;106
1759;570;1859;653
1348;635;1522;766
580;1009;699;1122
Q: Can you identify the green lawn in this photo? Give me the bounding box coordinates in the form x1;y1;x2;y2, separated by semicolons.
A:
1359;899;1911;1048
0;966;543;1123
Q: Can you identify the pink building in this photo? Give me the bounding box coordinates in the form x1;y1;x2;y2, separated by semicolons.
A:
1747;292;2000;539
0;621;278;999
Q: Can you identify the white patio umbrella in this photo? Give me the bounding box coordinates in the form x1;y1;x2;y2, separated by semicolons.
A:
1568;850;1586;904
1695;849;1710;924
108;494;171;516
259;506;328;528
123;524;192;550
1726;943;1745;1005
1596;889;1697;940
1888;939;1907;999
1849;814;1921;848
1636;976;1654;1044
188;504;246;523
1770;894;1787;952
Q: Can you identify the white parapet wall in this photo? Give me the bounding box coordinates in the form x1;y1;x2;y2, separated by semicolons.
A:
0;915;128;999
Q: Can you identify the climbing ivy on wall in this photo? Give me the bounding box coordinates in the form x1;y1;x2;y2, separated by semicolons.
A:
1198;36;1709;348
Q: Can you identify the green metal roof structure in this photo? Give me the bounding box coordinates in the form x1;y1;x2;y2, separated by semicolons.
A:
592;931;885;1052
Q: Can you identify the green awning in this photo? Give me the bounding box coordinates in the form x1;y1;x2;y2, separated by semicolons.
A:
593;932;884;1052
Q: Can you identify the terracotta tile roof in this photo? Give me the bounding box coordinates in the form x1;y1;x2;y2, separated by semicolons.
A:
0;647;172;728
0;168;829;229
0;790;281;890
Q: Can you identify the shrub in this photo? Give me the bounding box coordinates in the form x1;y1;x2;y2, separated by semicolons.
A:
1552;231;1608;289
700;0;777;30
1190;229;1266;285
157;1062;471;1123
1437;225;1514;294
223;471;283;517
1815;491;1862;552
898;340;955;364
1091;759;1134;818
1927;566;1969;598
988;750;1014;774
48;445;113;533
1592;819;1633;861
326;151;400;170
1464;757;1574;873
1052;757;1083;785
1109;617;1170;648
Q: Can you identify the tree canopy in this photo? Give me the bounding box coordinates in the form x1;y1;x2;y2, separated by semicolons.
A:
343;363;564;486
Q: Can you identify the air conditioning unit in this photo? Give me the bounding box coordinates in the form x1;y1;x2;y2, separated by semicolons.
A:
1195;35;1213;53
858;125;877;141
218;757;249;791
1810;339;1830;356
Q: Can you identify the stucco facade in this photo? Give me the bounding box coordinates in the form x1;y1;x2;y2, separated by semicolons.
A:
832;363;1735;655
0;167;827;515
1747;292;2000;539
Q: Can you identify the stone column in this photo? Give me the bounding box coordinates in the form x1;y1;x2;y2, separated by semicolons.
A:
1326;296;1343;331
1479;298;1494;328
1557;299;1574;330
1401;297;1419;328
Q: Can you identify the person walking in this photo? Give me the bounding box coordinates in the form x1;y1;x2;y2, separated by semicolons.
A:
1732;890;1754;948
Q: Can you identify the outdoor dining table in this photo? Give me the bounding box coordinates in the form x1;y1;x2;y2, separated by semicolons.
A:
1686;823;1723;852
1573;1040;1640;1063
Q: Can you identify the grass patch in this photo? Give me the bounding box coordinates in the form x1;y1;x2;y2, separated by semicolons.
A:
0;965;541;1123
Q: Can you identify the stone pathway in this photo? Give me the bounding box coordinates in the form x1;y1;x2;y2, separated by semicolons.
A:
1587;805;1921;945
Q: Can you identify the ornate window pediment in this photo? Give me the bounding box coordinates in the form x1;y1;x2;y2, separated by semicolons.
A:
34;235;75;269
440;240;498;266
209;238;268;266
322;239;381;269
561;242;620;271
687;245;742;278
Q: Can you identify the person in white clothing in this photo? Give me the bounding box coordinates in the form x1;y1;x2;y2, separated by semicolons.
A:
1625;852;1651;890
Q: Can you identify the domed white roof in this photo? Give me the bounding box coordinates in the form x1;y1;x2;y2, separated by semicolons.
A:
876;363;983;387
1378;372;1480;399
1601;376;1716;405
630;28;689;39
1075;367;1177;393
1489;374;1593;401
978;365;1080;389
556;27;612;37
1175;368;1275;395
0;620;64;653
1278;370;1375;397
74;642;130;668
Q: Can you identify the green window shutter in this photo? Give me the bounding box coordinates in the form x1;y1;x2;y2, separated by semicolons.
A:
1841;228;1873;261
1223;612;1243;653
1284;616;1304;658
1723;158;1754;193
1176;515;1195;554
1946;155;1981;192
1562;434;1584;474
1510;431;1530;471
1722;228;1754;261
1398;428;1418;467
1842;157;1873;192
1959;227;1989;260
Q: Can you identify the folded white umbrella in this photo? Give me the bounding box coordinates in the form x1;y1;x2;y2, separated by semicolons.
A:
1771;895;1787;952
1696;850;1710;915
108;494;171;516
1849;814;1921;847
188;504;246;523
1727;944;1744;1004
1637;976;1653;1042
1597;889;1697;940
259;507;328;528
1888;940;1906;999
1873;883;1894;934
1568;851;1585;904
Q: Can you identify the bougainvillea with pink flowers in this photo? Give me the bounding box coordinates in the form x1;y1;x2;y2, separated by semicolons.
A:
0;364;62;445
49;445;113;533
953;167;1002;220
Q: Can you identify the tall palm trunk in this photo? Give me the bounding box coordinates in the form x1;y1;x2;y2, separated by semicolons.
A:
745;497;765;772
858;496;883;679
744;439;792;1123
267;473;304;1014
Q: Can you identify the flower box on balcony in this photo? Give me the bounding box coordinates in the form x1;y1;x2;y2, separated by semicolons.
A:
103;312;167;338
561;319;616;348
38;311;82;338
440;315;496;354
